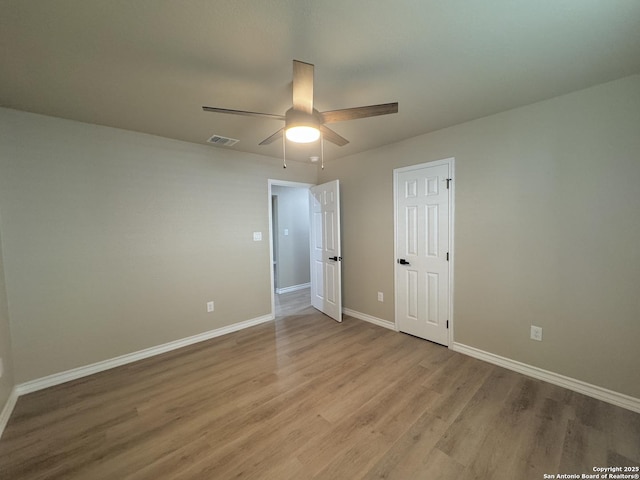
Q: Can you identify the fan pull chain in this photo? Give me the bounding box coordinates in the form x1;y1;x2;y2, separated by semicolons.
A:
282;133;287;169
321;134;324;170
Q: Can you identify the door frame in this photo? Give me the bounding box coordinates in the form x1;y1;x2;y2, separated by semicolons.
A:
268;179;315;318
393;158;455;346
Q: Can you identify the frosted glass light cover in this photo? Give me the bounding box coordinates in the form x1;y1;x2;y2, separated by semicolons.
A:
286;126;320;143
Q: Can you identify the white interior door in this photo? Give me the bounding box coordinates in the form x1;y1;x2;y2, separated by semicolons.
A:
395;160;452;345
310;180;342;322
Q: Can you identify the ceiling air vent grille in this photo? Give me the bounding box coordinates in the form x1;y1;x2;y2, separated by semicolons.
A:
207;134;239;147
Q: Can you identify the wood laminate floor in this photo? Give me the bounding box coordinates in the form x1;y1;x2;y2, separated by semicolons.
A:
1;299;638;479
275;287;311;317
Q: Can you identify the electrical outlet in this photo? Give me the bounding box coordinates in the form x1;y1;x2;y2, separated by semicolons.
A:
530;325;543;341
284;228;289;236
253;232;262;241
377;292;384;302
207;301;215;313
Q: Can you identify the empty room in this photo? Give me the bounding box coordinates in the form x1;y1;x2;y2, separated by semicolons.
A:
0;1;639;479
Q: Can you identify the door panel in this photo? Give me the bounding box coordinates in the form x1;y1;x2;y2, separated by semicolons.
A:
395;162;451;345
407;270;418;319
310;180;342;322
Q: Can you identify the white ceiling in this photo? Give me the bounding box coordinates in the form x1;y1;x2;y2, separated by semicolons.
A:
2;0;639;162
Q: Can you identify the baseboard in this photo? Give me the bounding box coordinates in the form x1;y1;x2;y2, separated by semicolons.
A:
343;308;397;331
276;283;310;294
16;313;275;396
452;342;640;414
0;387;18;439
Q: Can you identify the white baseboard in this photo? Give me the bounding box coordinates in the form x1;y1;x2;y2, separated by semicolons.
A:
452;342;640;414
5;313;637;442
0;387;18;439
343;308;397;331
16;313;275;396
276;283;310;295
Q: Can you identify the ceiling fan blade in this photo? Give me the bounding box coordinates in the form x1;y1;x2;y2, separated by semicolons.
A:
202;106;285;121
292;60;314;114
319;125;349;147
259;128;284;145
321;102;398;123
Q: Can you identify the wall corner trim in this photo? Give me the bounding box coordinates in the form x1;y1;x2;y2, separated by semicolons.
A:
0;387;19;440
14;313;275;398
343;308;397;331
451;342;640;414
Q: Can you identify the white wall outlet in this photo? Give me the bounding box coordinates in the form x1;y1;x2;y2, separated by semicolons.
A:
0;358;3;378
283;228;289;236
207;301;214;313
377;292;384;302
253;231;262;241
530;325;543;341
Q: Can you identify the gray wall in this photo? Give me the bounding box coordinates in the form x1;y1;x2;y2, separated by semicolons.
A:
272;185;310;290
0;217;15;408
320;75;640;398
1;75;638;402
0;108;317;383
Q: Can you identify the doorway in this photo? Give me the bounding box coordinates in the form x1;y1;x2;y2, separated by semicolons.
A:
394;158;455;346
268;180;314;317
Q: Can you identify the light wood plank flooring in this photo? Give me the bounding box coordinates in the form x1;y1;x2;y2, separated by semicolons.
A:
1;304;638;479
275;287;311;317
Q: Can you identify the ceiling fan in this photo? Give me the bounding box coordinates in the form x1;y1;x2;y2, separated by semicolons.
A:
202;60;398;147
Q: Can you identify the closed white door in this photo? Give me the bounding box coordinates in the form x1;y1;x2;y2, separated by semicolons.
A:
310;180;342;322
395;160;453;345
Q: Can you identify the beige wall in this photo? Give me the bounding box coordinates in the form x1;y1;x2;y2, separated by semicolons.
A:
320;75;640;398
272;185;310;290
0;218;15;407
0;108;317;383
1;75;638;401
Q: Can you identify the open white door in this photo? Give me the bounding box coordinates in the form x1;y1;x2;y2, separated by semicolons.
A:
309;180;342;322
395;160;453;345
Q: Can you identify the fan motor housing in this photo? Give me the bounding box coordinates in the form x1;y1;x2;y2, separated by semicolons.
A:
285;108;323;130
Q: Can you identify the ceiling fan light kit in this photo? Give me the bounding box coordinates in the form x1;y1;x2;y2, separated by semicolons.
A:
285;126;320;143
284;108;322;143
202;59;398;158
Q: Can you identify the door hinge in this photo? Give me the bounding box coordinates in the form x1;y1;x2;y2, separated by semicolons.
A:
446;252;449;261
446;320;449;329
446;178;452;189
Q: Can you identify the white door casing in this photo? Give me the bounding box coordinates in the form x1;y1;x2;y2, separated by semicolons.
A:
310;180;342;322
395;160;453;345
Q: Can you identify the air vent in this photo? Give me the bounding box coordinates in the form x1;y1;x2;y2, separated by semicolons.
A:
207;134;239;147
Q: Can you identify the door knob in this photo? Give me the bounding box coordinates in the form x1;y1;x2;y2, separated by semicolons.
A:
397;258;410;265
